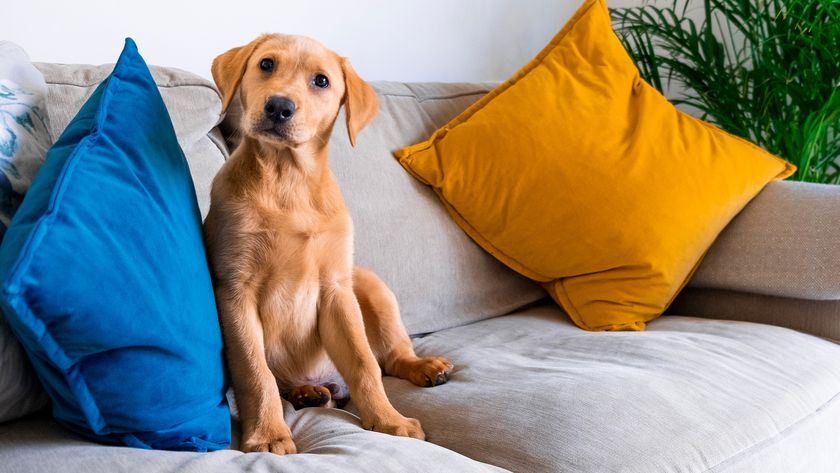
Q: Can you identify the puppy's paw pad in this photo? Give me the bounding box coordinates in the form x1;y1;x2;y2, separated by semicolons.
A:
286;385;332;410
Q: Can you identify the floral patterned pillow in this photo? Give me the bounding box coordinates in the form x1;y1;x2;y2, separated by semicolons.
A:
0;41;50;423
0;41;52;240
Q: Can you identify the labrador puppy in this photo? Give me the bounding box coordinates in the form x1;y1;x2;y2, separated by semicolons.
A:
203;34;453;455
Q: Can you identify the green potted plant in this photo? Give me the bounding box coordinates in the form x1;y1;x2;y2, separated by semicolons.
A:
611;0;840;183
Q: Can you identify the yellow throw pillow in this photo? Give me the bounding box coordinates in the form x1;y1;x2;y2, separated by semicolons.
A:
394;0;794;331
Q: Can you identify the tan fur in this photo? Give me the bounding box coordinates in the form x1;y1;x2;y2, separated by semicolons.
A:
204;34;452;455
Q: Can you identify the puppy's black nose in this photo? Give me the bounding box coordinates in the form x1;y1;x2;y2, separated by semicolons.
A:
264;96;296;123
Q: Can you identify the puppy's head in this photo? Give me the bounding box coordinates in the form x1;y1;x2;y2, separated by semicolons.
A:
212;34;378;149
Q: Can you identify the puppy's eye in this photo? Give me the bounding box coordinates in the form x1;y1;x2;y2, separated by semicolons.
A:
313;74;329;89
259;58;275;72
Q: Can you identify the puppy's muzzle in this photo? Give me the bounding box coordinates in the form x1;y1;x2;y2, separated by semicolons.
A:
264;96;296;124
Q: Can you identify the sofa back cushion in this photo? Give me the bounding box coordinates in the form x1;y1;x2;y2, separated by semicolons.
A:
327;82;545;334
35;63;226;218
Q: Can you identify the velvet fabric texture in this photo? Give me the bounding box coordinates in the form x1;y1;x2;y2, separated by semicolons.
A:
0;39;229;451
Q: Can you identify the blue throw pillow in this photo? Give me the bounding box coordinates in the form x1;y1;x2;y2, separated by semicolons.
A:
0;38;230;451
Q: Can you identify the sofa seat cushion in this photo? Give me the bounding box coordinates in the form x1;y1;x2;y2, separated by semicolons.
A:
0;399;505;473
376;306;840;472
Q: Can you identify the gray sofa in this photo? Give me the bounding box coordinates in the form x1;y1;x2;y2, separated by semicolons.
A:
0;63;838;473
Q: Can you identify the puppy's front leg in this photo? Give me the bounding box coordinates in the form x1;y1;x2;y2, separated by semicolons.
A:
216;286;296;454
318;280;425;440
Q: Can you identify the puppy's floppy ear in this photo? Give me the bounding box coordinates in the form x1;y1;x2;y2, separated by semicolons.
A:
340;58;379;147
211;35;270;113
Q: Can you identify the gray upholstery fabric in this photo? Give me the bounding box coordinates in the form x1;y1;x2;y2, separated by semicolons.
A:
0;399;505;473
670;288;840;342
0;317;47;423
689;180;840;301
370;305;840;472
219;81;545;335
34;63;227;218
680;180;840;341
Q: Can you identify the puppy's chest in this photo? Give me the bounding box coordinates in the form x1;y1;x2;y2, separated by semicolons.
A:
254;206;350;256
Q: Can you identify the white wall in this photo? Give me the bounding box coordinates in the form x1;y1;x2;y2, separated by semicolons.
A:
5;0;643;83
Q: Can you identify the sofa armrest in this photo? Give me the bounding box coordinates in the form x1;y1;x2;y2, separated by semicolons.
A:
672;180;840;341
689;180;840;300
669;288;840;342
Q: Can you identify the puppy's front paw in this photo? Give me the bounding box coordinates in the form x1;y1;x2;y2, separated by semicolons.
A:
242;422;297;455
365;414;425;440
406;356;453;387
